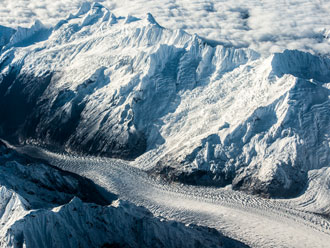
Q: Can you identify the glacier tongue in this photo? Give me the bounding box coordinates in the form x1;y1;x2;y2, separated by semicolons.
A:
0;3;329;198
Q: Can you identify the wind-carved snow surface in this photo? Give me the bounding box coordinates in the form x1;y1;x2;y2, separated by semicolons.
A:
0;3;329;199
0;141;240;248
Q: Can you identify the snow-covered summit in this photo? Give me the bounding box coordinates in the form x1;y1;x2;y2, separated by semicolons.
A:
0;3;329;198
1;0;329;56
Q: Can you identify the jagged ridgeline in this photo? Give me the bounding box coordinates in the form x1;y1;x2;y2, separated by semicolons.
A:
0;2;329;197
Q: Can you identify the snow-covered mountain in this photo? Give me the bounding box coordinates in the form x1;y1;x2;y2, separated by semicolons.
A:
0;2;329;198
0;140;246;248
1;0;329;56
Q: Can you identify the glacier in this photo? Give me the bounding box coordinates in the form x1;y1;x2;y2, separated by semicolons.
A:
0;140;246;248
0;2;329;199
12;139;330;248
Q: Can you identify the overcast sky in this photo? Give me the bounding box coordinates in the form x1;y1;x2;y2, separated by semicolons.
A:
0;0;329;56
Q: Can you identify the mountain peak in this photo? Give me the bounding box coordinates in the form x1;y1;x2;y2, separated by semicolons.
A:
78;2;92;14
146;13;162;28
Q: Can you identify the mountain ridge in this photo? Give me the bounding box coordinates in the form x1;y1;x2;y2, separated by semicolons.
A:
0;2;329;198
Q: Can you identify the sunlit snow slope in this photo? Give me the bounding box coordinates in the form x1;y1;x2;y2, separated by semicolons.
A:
0;3;329;198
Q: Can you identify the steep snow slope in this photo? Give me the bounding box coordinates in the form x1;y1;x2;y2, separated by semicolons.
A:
0;26;15;51
0;3;329;197
0;141;242;248
289;167;330;217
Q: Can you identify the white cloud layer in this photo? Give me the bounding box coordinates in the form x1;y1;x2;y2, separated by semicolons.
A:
0;0;329;56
